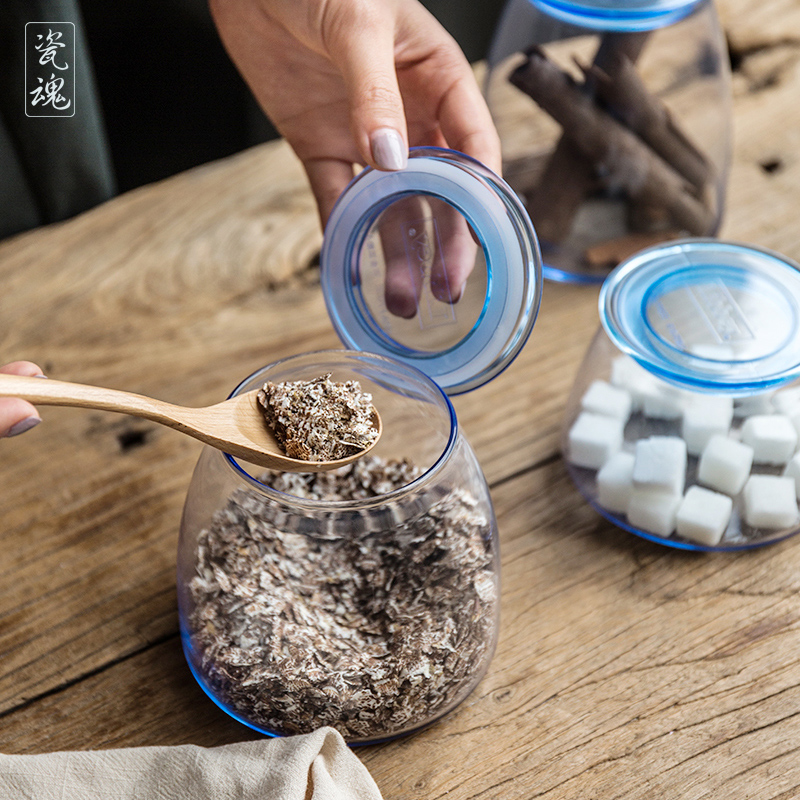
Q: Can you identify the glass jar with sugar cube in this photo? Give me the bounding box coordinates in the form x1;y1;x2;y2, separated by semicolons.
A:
562;239;800;550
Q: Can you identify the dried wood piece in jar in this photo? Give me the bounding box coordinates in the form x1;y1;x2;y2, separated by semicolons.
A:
509;48;714;237
519;32;651;244
580;52;714;192
584;229;682;269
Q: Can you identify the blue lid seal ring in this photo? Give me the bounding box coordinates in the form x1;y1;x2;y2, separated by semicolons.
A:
600;238;800;395
530;0;705;32
321;148;543;395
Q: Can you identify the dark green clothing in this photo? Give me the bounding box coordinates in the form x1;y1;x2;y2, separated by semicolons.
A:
0;0;114;240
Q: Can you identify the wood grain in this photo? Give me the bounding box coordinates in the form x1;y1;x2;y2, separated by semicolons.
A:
2;2;800;798
4;465;800;799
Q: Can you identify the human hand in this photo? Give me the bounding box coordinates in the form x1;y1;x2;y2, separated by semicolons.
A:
209;0;500;316
0;362;43;438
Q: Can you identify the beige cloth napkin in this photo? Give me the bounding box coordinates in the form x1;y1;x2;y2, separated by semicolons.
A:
0;727;383;800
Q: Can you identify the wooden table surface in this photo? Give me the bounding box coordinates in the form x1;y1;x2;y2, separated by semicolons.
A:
2;1;800;796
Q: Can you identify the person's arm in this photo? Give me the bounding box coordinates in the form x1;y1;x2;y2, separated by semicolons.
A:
209;0;501;312
1;361;43;438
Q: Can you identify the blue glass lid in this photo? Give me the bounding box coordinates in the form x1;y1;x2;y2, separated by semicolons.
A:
530;0;704;30
320;147;542;395
600;239;800;395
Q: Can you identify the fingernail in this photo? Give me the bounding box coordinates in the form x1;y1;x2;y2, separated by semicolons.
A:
431;278;462;304
6;416;41;438
371;128;407;171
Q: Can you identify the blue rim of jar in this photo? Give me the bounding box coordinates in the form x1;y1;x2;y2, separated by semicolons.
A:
582;496;800;553
320;147;543;396
599;238;800;395
528;0;706;31
222;349;458;508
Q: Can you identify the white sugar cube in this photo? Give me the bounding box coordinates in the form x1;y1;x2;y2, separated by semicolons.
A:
734;392;774;418
772;386;800;415
632;436;687;494
627;488;681;537
581;380;632;421
788;409;800;441
742;475;799;529
596;451;635;514
697;434;754;496
676;486;733;547
610;355;656;412
740;414;798;465
783;452;800;500
568;412;624;469
641;380;692;420
681;395;734;456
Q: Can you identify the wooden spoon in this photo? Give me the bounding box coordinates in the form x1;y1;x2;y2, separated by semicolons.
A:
0;374;382;472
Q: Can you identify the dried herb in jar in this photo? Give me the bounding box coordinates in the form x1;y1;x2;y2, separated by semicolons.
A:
187;456;498;741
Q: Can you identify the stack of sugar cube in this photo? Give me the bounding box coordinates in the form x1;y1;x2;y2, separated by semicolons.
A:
567;379;631;469
566;354;800;546
626;436;686;538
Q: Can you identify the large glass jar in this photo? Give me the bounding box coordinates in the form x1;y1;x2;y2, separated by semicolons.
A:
562;240;800;551
177;350;500;743
484;0;732;283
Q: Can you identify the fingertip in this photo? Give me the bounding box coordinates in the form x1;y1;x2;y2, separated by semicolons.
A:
1;399;41;438
385;287;419;319
459;129;503;178
1;360;45;378
370;127;408;172
430;276;463;305
384;263;420;318
6;416;41;438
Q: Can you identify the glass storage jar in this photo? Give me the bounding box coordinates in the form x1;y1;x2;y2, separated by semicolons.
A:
177;350;501;743
562;239;800;551
484;0;732;283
